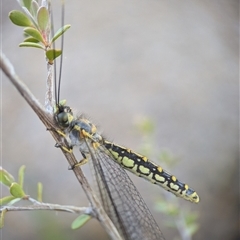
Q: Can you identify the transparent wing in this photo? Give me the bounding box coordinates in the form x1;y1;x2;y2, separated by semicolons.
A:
85;138;165;240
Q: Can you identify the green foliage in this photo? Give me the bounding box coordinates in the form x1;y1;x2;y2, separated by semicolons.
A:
0;209;7;228
0;166;27;206
10;182;26;198
18;165;26;188
9;10;33;27
22;0;32;10
51;25;71;44
24;27;45;43
37;6;49;31
19;42;45;49
46;49;62;62
37;182;43;202
0;196;16;206
9;0;71;62
0;166;43;205
0;166;44;228
71;215;92;230
23;36;40;43
0;167;15;187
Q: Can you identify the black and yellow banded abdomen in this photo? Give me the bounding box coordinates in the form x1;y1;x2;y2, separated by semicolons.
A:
104;140;199;203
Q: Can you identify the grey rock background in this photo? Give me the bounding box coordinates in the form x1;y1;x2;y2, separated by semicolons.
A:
1;1;238;240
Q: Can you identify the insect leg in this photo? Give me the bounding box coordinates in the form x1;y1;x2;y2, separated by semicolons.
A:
71;151;89;169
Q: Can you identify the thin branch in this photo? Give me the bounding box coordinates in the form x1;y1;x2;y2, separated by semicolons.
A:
0;52;122;240
2;201;92;215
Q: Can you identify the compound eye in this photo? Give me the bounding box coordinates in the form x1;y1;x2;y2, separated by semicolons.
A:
57;112;69;127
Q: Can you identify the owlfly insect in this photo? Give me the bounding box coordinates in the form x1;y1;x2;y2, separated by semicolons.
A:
53;101;199;239
52;3;199;239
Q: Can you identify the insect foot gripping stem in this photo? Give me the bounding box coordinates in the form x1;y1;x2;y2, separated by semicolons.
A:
70;152;89;169
54;141;73;154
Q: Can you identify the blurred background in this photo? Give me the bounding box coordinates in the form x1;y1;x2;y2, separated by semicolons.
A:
1;0;239;239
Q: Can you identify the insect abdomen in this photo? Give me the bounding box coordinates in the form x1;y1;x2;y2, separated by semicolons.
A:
104;140;199;203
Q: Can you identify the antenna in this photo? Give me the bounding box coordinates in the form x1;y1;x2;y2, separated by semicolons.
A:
51;2;65;107
57;2;65;106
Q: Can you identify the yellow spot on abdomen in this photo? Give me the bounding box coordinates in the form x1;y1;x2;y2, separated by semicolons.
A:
122;157;134;168
170;182;179;191
155;174;165;182
139;165;150;174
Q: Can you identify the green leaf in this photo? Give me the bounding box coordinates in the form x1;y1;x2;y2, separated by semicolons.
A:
9;10;32;27
24;27;44;43
22;0;32;11
0;167;15;187
37;182;43;202
0;196;16;206
6;198;21;206
71;215;92;229
30;0;39;19
10;182;26;198
0;209;7;228
23;37;39;43
51;24;71;44
19;42;45;50
18;165;26;188
46;49;62;61
37;6;49;31
22;6;38;28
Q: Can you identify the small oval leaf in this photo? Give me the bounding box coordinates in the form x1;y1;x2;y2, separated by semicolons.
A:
0;167;15;187
22;6;38;28
51;24;71;44
10;182;26;198
46;49;62;61
24;27;44;43
19;42;45;49
18;165;26;188
9;10;32;27
0;196;16;206
22;0;32;11
37;6;49;31
0;209;7;228
37;182;43;202
71;215;92;230
30;0;39;18
24;37;40;43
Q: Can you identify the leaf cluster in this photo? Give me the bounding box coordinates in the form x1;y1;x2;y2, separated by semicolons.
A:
0;166;91;230
0;166;42;227
9;0;70;63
